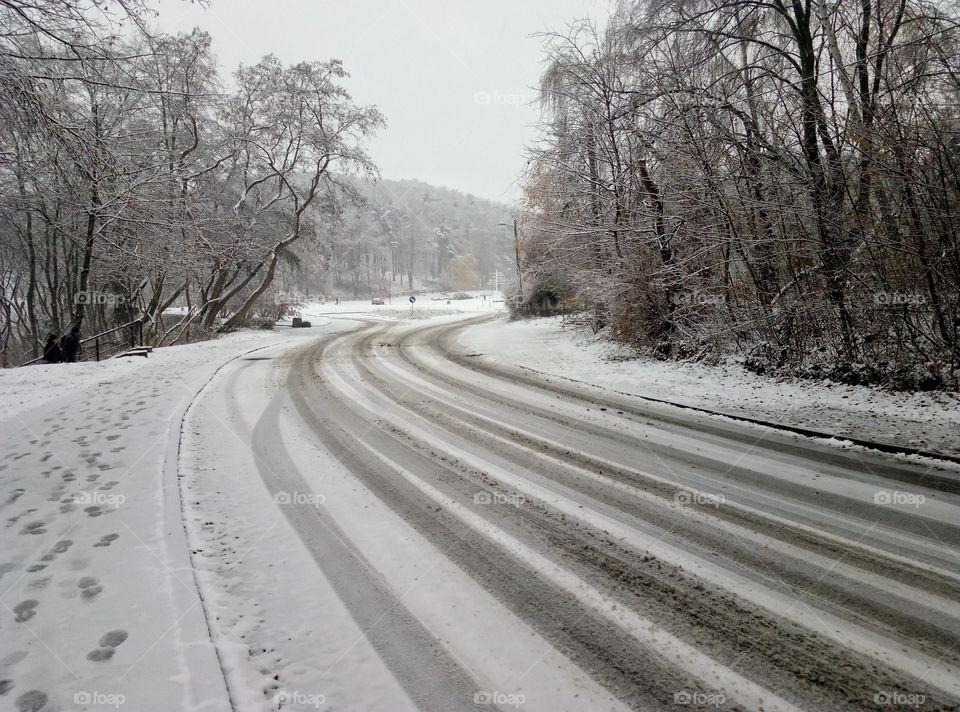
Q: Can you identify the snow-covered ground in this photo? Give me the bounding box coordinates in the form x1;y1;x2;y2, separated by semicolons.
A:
0;297;499;712
2;305;958;712
457;315;960;458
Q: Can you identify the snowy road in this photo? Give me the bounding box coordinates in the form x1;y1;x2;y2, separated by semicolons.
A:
183;313;960;712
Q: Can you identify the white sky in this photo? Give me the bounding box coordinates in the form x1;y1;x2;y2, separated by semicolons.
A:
154;0;604;204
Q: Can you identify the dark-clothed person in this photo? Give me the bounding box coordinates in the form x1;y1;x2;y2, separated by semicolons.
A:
42;333;62;363
61;326;81;362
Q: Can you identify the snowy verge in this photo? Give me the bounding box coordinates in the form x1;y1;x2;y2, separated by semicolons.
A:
456;315;960;459
0;327;320;712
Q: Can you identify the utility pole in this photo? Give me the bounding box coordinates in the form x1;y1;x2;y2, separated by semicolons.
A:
499;219;523;301
513;218;523;300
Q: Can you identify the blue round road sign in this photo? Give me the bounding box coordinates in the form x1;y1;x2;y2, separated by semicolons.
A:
408;296;416;304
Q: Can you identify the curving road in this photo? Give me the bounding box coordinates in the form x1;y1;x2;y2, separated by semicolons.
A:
192;314;960;712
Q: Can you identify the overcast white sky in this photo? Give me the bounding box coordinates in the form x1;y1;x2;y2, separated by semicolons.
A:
154;0;603;204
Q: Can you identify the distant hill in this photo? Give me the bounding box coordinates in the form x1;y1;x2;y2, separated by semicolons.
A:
286;178;517;299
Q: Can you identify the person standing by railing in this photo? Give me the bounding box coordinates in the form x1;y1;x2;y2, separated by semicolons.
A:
42;333;62;363
61;326;81;363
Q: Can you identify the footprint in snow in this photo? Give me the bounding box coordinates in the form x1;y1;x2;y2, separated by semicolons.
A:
27;576;51;591
7;510;32;525
1;651;28;668
0;679;12;695
86;630;127;662
84;506;103;518
93;533;119;548
13;600;38;623
14;689;47;711
40;540;72;561
78;576;103;601
20;522;46;535
100;630;126;647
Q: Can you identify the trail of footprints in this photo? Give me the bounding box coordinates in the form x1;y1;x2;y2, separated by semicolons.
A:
2;532;128;710
2;625;128;710
2;409;134;711
0;378;183;709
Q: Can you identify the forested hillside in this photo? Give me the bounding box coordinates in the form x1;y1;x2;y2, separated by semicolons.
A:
276;178;515;302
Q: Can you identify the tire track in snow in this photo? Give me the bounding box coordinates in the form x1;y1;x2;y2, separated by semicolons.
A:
294;317;960;710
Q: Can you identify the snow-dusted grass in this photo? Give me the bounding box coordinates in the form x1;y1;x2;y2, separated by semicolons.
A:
457;315;960;458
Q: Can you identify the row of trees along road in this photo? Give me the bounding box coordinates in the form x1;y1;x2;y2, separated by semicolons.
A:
521;0;960;389
0;0;382;363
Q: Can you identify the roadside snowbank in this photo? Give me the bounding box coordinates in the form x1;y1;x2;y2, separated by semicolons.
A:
457;315;960;458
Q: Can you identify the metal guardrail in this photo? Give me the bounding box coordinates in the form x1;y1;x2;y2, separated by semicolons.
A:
17;320;144;367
